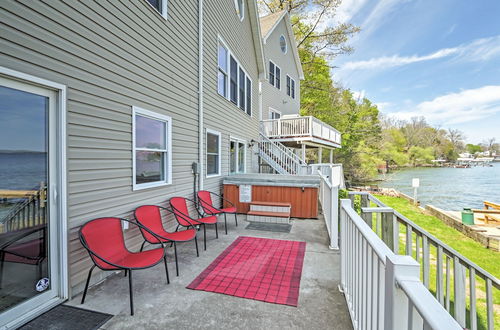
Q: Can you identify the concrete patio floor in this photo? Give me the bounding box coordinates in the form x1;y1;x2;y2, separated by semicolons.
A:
67;215;352;329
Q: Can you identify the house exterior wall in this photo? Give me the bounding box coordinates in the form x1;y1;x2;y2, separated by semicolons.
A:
1;0;200;295
261;18;301;118
202;0;262;194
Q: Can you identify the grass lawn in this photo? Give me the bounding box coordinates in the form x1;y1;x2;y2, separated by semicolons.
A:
372;194;499;329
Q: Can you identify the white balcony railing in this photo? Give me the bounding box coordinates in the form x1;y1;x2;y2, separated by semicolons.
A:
261;116;341;145
339;198;462;330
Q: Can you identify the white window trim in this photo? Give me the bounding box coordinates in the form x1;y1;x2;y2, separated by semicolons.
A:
269;107;282;119
286;75;296;99
280;34;288;54
206;128;222;178
217;35;253;117
145;0;168;18
217;41;228;98
229;136;247;174
132;106;172;190
234;0;244;21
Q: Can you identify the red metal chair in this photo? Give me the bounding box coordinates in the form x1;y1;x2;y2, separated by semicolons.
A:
169;197;218;251
197;190;237;235
79;217;169;315
134;205;198;277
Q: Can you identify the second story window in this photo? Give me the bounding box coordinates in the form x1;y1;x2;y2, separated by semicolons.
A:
269;61;280;90
218;44;228;97
217;37;252;116
287;75;296;99
146;0;167;16
234;0;244;20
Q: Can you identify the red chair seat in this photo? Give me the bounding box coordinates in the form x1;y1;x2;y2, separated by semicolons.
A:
192;215;217;225
3;239;43;265
221;206;237;213
100;248;164;270
157;228;197;242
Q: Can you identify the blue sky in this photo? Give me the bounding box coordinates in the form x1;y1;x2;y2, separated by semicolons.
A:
329;0;500;144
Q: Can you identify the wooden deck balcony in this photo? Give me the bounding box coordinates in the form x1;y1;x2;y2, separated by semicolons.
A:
260;116;341;148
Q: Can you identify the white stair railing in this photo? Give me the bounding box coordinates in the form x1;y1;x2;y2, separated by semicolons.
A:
258;132;307;175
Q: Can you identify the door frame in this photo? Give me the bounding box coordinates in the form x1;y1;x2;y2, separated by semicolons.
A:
0;66;68;329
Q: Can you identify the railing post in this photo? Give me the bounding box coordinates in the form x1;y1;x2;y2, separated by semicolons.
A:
277;118;281;137
381;211;395;251
330;176;339;250
309;116;313;137
384;255;420;330
453;257;466;327
340;199;352;292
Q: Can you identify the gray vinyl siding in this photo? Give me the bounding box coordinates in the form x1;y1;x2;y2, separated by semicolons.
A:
202;0;261;194
1;0;199;295
262;19;301;118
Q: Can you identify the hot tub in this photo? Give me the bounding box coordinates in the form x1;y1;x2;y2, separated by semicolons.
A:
222;174;320;219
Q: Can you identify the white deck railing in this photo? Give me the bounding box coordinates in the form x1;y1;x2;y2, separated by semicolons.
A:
317;164;343;250
346;192;499;330
340;199;462;330
261;116;341;145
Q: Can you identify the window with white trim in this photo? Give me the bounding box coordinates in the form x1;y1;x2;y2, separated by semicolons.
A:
206;129;221;177
269;108;281;119
146;0;167;16
279;35;287;53
234;0;244;20
133;107;172;190
269;61;280;89
218;43;228;97
286;75;296;99
217;37;252;116
229;138;246;174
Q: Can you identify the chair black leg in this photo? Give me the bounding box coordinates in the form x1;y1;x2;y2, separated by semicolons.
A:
194;236;199;257
81;265;96;304
203;224;207;251
140;241;146;252
128;270;134;316
174;242;179;277
224;213;228;235
234;213;238;226
124;269;128;277
215;221;219;239
163;256;170;284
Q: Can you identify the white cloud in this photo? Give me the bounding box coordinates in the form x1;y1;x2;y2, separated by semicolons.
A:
390;85;500;125
352;89;366;101
335;0;369;23
340;35;500;72
358;0;407;38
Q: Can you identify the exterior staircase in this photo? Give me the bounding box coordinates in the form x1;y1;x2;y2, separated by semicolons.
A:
258;132;307;175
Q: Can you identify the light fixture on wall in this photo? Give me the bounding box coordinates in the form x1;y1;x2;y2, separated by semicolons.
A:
248;139;257;148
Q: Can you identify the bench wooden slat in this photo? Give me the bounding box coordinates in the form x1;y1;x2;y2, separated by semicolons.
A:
247;210;290;218
249;201;291;207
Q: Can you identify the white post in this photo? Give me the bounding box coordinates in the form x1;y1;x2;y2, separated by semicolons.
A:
329;149;333;163
384;255;420;330
301;143;306;162
330;177;339;250
318;147;323;164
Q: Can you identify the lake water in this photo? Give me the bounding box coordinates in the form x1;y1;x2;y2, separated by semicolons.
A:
377;163;500;211
0;152;46;219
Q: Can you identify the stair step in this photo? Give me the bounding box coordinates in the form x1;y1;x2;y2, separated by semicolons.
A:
247;210;290;218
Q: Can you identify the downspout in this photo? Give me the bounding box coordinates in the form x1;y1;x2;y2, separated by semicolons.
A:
198;0;204;190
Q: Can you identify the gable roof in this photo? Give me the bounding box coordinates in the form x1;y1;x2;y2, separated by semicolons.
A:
259;10;304;79
246;0;267;79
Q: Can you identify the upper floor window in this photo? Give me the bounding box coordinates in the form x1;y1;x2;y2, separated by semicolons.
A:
217;37;252;116
206;129;221;177
133;107;172;190
146;0;167;16
234;0;244;20
279;35;287;54
218;44;228;97
286;75;296;99
269;61;281;90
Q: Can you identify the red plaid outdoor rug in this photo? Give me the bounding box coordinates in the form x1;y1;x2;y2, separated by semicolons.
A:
187;236;306;306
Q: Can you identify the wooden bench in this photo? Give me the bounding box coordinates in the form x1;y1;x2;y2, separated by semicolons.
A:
473;201;500;224
247;201;291;224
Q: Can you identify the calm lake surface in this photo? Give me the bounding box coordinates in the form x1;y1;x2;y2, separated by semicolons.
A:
377;163;500;211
